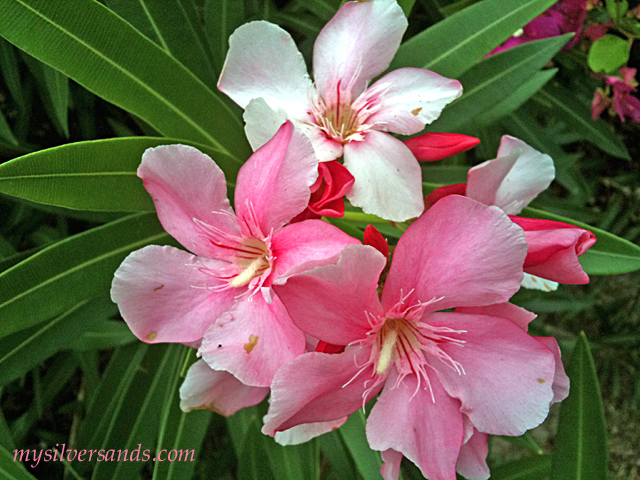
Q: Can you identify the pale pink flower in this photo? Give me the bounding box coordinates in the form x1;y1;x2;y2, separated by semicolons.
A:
265;196;568;480
111;122;359;403
217;0;462;221
424;136;596;291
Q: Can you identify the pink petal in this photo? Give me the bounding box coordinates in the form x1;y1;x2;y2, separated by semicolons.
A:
364;225;390;261
366;370;464;480
199;295;305;387
363;68;462;135
111;245;237;344
343;131;424;222
234;121;318;236
179;360;269;415
306;161;355;217
382;195;527;312
428;312;556;436
262;346;381;435
218;21;313;117
404;132;480;162
270;219;360;281
274;418;348;446
456;430;490;480
455;302;537;331
466;136;555;214
313;0;407;99
272;245;385;345
535;336;570;403
510;216;595;284
138;144;240;259
380;449;403;480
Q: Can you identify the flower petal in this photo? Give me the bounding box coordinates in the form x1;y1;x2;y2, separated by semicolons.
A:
243;97;290;151
111;245;237;344
199;295;305;387
455;302;536;331
274;418;348;446
272;245;385;345
343;131;424;222
535;336;570;403
366;370;464;480
218;21;313;117
456;430;490;480
521;273;559;292
270;219;360;280
428;312;556;436
380;449;403;480
235;121;318;236
466;136;555;215
363;68;462;135
382;195;527;312
262;346;380;435
313;0;407;99
179;360;269;415
404;133;480;162
138;144;239;259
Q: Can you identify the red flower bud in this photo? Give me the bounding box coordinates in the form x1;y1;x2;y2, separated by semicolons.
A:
364;225;389;260
404;133;480;162
424;183;467;210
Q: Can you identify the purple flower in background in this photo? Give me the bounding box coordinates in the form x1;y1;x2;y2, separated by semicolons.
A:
592;68;640;123
490;0;589;55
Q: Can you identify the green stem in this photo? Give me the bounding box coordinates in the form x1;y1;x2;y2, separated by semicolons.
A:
340;211;394;224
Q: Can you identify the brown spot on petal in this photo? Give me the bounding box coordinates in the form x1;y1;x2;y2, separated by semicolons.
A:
544;284;553;291
154;285;164;291
244;335;259;354
411;107;422;116
537;378;546;384
531;277;538;283
147;331;157;341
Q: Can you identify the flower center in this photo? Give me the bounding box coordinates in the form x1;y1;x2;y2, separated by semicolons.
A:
229;238;271;287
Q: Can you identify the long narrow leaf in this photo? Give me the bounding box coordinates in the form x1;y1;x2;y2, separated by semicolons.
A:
551;332;608;480
338;411;382;480
0;212;175;339
0;137;241;212
0;444;38;480
0;0;249;157
391;0;557;77
490;454;552;479
427;35;570;132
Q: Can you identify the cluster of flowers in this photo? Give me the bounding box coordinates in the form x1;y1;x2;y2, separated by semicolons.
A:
491;0;640;123
110;1;597;478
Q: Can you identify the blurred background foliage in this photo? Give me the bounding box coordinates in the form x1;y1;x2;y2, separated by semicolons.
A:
0;0;638;478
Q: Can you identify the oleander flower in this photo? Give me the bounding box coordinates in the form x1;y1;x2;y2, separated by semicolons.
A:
218;0;462;221
592;67;640;123
424;136;596;291
110;122;359;401
265;195;568;480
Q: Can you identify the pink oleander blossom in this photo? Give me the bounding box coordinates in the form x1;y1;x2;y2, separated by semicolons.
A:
424;136;596;291
110;122;359;403
265;196;568;480
218;0;462;221
592;67;640;123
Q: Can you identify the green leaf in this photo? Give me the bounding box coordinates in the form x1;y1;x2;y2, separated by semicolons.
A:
0;38;26;109
551;332;608;480
0;137;241;212
422;165;469;184
318;431;357;480
391;0;558;77
0;212;175;340
606;0;628;19
69;320;136;351
338;411;382;480
105;0;217;88
0;297;117;386
520;206;640;275
533;85;630;159
20;53;69;138
398;0;415;16
475;68;557;126
0;444;38;479
428;35;570;132
204;0;246;74
0;0;249;158
490;454;552;479
497;431;544;454
587;34;629;74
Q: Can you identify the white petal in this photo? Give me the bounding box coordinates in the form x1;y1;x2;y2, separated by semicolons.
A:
521;273;559;292
363;67;462;135
219;21;313;118
343;131;424;222
274;418;348;445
